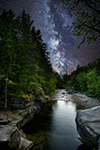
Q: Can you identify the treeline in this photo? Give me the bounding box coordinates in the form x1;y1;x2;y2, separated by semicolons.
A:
63;58;100;99
0;9;58;108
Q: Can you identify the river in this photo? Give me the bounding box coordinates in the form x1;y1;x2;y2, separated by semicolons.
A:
23;90;92;150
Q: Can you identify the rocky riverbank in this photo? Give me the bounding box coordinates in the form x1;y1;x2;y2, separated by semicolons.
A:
52;89;100;150
52;89;100;109
70;93;100;109
1;89;100;150
0;95;50;150
65;91;100;150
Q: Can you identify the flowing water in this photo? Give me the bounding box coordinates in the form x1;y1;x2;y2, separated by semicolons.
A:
23;89;92;150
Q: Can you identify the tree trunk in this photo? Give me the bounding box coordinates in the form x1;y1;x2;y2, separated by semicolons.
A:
5;77;8;109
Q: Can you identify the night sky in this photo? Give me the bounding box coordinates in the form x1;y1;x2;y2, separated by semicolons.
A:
1;0;100;75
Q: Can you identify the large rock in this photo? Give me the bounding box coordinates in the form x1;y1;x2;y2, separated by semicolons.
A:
66;89;79;94
8;97;35;110
0;89;49;150
76;106;100;150
71;93;100;109
19;137;33;150
0;124;33;150
0;124;20;149
0;101;41;150
0;98;45;149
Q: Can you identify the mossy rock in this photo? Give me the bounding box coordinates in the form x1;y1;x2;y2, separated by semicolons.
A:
26;133;49;150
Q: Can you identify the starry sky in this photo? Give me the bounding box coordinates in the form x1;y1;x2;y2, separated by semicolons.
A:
1;0;100;75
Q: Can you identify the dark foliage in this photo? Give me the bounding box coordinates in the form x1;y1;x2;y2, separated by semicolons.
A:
0;10;58;108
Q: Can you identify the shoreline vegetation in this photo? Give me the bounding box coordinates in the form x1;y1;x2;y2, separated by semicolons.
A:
63;58;100;100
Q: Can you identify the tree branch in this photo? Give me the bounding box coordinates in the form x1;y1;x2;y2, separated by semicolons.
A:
85;1;100;14
83;23;100;35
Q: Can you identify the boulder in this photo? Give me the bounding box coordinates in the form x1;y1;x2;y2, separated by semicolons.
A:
8;97;33;110
0;124;20;149
76;106;100;150
17;101;42;128
71;93;100;109
19;137;33;150
0;102;39;149
66;89;79;94
0;124;33;150
0;91;47;149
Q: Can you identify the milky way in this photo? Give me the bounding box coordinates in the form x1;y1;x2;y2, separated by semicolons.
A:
1;0;100;74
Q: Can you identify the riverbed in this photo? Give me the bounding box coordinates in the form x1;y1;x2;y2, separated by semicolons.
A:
23;90;93;150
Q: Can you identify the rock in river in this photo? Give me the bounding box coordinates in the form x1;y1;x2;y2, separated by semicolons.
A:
0;124;33;150
76;106;100;150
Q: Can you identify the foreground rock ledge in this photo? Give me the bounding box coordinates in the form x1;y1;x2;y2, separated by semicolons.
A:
0;124;33;150
76;106;100;150
0;97;47;150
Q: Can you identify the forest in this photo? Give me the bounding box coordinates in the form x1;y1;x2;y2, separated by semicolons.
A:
0;7;100;110
61;0;100;100
0;9;58;109
63;58;100;99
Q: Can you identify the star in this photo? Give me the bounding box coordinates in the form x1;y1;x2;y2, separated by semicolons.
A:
1;0;100;75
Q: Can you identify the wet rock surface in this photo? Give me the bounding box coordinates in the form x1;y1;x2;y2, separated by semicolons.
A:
52;89;100;149
52;89;100;109
0;110;33;150
76;106;100;150
1;89;100;150
71;93;100;109
0;100;44;150
0;123;33;150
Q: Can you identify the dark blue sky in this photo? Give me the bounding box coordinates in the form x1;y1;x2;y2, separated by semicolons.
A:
1;0;100;74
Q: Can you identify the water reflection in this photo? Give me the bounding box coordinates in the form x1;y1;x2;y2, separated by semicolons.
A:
48;101;80;150
23;99;92;150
